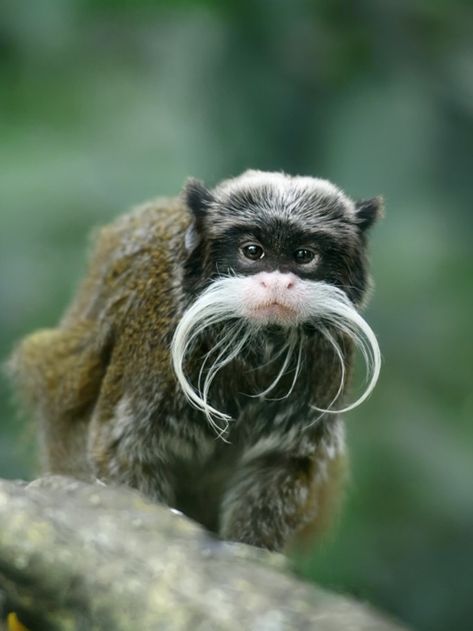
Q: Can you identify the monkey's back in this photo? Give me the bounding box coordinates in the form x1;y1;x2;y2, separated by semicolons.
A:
8;196;190;477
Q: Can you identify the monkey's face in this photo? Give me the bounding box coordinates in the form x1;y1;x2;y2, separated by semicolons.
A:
174;171;382;430
185;170;381;320
208;221;361;327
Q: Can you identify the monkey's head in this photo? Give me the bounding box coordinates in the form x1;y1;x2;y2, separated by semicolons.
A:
174;170;383;431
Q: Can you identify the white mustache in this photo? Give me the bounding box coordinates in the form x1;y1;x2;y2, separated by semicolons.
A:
171;276;381;437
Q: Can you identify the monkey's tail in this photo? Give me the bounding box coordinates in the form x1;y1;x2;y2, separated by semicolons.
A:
6;323;109;422
6;323;112;477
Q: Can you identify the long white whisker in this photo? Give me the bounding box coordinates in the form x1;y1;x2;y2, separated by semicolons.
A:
202;323;247;410
202;325;251;436
305;327;345;427
248;332;297;398
282;334;303;399
192;322;245;438
197;322;241;394
247;338;290;373
263;333;304;402
171;277;381;436
172;286;244;423
306;290;381;415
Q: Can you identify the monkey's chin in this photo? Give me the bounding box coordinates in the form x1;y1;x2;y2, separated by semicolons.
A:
246;303;300;327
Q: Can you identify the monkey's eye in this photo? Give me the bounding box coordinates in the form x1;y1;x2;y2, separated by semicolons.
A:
241;243;265;261
294;248;316;264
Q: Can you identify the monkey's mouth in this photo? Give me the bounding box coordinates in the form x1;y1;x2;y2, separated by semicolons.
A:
248;301;298;323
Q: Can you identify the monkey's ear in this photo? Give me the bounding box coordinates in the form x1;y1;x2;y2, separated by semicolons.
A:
182;178;214;254
183;178;214;219
354;196;384;232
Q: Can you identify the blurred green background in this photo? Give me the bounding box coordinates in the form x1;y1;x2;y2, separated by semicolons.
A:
1;1;472;629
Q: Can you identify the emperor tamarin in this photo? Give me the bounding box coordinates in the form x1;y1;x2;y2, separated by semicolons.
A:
9;170;382;551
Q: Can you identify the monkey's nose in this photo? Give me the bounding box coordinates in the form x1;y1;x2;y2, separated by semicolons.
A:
258;272;297;290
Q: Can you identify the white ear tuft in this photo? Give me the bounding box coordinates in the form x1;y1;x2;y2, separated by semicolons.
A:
184;223;200;253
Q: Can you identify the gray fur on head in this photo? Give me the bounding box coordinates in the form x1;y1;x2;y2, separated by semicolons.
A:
184;170;382;237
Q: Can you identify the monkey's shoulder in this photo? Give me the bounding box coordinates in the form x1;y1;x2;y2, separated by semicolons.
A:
91;196;189;273
63;196;190;327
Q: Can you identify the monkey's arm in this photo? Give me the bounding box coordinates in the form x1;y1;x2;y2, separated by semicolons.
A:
219;431;346;551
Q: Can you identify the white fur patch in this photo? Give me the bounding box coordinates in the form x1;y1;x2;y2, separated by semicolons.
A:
111;396;136;442
241;425;314;464
184;223;200;252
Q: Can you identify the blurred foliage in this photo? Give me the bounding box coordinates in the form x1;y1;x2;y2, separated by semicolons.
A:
0;1;472;630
